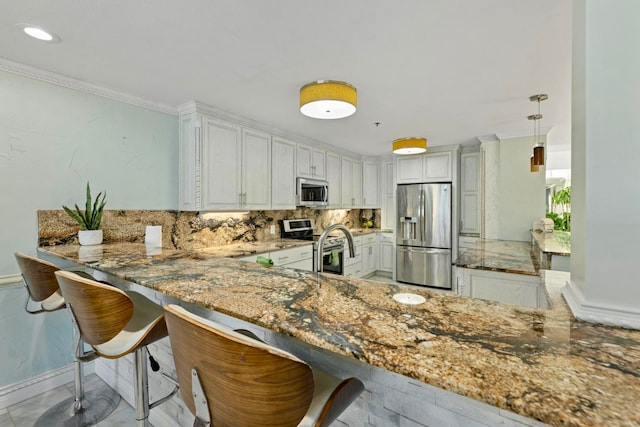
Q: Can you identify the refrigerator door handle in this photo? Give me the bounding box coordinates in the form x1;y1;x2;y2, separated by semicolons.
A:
419;189;426;242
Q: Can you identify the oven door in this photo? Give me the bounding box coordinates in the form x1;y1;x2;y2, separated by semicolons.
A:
321;246;344;275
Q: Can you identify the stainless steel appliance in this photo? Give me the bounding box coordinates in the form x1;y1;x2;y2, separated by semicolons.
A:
396;182;452;289
296;178;328;207
280;219;346;275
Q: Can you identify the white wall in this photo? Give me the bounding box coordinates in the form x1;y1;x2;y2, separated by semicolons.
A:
565;0;640;328
497;136;546;242
0;69;178;386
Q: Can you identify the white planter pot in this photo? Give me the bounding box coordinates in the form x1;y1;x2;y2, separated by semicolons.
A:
78;229;103;246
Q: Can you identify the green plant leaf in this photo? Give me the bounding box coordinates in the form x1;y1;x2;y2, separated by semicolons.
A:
62;182;107;231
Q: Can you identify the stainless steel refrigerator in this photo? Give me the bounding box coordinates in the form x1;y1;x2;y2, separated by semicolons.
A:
396;182;452;289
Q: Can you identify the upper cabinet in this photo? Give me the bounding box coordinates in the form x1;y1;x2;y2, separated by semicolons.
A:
271;137;296;210
362;161;380;208
341;157;363;208
397;151;452;183
179;111;271;211
297;144;326;179
460;152;481;234
326;152;342;209
381;160;394;230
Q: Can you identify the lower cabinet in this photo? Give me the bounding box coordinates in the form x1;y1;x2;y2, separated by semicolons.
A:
238;245;313;272
454;267;546;309
378;233;394;273
344;236;362;277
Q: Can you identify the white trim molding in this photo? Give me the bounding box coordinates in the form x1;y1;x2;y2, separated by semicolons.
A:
563;281;640;330
0;274;21;287
0;362;94;410
0;56;177;116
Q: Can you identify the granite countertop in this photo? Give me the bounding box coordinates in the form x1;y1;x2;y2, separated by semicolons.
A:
531;231;571;256
455;239;541;276
199;238;312;258
39;243;640;427
199;228;381;258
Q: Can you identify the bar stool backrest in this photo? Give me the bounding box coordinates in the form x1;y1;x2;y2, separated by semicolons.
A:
14;252;61;302
55;271;134;346
164;304;315;427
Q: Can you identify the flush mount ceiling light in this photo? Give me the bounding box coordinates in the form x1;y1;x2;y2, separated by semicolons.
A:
299;80;357;119
528;93;548;169
17;24;61;42
392;137;427;155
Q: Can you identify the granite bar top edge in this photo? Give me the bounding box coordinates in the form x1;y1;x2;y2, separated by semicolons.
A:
38;243;640;427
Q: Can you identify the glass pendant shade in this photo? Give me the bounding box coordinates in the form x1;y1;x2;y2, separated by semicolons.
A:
300;80;357;119
392;137;427;155
533;145;545;166
530;156;540;172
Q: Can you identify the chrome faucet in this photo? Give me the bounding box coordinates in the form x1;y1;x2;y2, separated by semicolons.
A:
315;224;355;273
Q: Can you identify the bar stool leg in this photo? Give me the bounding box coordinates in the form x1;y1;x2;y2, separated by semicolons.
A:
34;315;121;426
134;347;151;427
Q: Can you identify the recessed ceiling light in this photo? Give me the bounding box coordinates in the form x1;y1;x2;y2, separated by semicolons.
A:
17;24;61;43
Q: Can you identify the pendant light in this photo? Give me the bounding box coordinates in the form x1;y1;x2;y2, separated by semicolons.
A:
530;156;540;172
300;80;357;119
528;94;548;167
392;137;427;155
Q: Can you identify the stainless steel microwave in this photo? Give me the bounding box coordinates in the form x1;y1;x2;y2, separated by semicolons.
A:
296;177;328;207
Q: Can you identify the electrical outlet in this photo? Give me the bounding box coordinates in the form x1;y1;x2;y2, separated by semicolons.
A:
270;225;276;234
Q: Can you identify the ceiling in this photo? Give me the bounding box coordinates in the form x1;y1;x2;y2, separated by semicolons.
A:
0;1;572;156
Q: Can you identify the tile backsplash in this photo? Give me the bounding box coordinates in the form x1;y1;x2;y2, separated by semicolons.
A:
38;208;380;249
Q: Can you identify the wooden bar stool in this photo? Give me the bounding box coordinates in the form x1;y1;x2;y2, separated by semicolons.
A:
163;304;365;427
55;270;178;427
14;252;120;426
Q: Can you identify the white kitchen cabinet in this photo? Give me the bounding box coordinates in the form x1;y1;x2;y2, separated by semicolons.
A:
381;160;394;230
297;144;326;179
341;157;363;208
200;116;242;210
455;267;545;309
344;235;362;277
179;113;271;211
460;152;481;234
271;137;296;209
326;152;342;208
361;233;378;277
271;245;313;270
396;151;452;183
362;161;380;208
241;128;272;210
378;232;394;273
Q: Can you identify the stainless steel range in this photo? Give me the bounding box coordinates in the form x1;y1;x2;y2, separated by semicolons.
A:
280;219;346;275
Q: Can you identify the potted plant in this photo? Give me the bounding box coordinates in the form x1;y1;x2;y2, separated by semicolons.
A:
62;182;107;245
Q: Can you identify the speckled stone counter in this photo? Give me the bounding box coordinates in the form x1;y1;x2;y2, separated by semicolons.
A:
39;243;640;426
455;239;540;276
531;231;571;256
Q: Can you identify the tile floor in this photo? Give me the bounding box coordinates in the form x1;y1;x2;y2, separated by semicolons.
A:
1;374;137;427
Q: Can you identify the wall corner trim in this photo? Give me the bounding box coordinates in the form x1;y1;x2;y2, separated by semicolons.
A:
563;281;640;330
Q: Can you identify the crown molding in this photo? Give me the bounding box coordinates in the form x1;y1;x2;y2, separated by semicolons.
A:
477;134;498;143
495;126;552;141
0;56;178;116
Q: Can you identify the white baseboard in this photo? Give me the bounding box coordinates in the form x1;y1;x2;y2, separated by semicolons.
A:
563;281;640;329
0;361;94;410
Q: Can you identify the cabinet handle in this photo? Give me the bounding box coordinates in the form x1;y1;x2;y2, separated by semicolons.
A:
363;197;366;205
352;198;355;206
239;193;243;206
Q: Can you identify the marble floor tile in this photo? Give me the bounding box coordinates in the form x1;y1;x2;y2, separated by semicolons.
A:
5;374;139;427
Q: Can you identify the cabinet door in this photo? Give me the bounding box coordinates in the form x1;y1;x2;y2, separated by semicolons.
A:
201;117;242;210
296;144;312;177
297;145;325;178
396;155;424;183
423;152;452;181
460;152;481;234
341;157;353;207
311;148;326;179
326;152;342;208
242;128;271;210
352;160;363;207
271;137;296;209
362;243;378;276
363;161;379;207
178;113;198;210
379;242;394;272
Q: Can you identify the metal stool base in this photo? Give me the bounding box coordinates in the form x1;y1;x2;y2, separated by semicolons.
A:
34;384;120;427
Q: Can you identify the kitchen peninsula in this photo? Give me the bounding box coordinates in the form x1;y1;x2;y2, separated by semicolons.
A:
39;242;640;427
